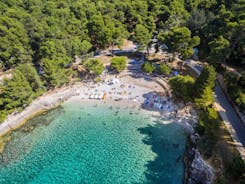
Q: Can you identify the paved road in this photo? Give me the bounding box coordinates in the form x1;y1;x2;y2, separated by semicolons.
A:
215;83;245;147
185;59;245;149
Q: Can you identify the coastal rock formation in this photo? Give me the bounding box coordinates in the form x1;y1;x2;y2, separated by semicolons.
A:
187;149;213;184
186;133;214;184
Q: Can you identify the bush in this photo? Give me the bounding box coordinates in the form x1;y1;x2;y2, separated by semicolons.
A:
194;65;216;97
225;72;245;111
157;63;171;75
225;72;239;85
16;64;44;93
0;137;4;153
110;57;127;73
141;61;155;74
42;58;70;88
211;63;226;74
94;76;101;83
228;156;245;178
197;107;219;136
0;70;35;122
169;75;195;102
239;72;245;88
196;107;220;158
84;59;104;75
194;86;214;109
235;92;245;108
0;111;7;122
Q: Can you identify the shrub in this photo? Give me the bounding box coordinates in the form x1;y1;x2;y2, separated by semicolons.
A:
195;86;214;109
197;107;219;136
235;92;245;109
0;110;7;122
239;72;245;88
196;107;220;158
84;59;104;75
16;64;44;93
228;156;245;178
0;137;4;153
94;76;101;83
225;72;245;111
141;61;155;74
194;65;216;97
169;75;195;102
157;63;171;75
42;58;70;88
110;57;127;73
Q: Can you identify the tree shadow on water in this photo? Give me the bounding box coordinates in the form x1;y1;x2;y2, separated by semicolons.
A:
136;122;185;184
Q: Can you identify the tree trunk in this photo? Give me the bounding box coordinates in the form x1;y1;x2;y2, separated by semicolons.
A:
111;41;114;56
147;46;150;56
224;59;227;70
172;52;176;62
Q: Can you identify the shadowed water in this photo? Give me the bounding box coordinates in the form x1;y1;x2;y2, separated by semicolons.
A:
0;102;187;184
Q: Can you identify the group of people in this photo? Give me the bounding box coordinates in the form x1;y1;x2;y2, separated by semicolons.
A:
144;94;172;112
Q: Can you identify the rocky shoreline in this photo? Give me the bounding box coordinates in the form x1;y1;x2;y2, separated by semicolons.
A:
184;133;214;184
175;103;214;184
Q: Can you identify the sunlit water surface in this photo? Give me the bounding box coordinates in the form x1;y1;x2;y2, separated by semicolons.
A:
0;101;187;184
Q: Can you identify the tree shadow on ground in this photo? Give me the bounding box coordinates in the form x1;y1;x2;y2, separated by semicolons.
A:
136;122;186;184
114;51;142;59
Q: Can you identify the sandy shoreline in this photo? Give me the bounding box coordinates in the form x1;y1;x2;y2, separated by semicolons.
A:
0;74;196;137
0;72;200;183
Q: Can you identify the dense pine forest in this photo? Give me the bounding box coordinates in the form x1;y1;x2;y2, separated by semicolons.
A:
0;0;244;120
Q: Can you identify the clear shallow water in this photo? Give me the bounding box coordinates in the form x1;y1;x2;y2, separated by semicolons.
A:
0;102;187;184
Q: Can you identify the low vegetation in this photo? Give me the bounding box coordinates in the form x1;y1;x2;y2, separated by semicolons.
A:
110;57;127;73
165;65;216;107
169;64;245;183
170;65;218;138
0;64;44;122
157;63;171;75
228;157;245;179
169;75;195;102
0;137;4;153
42;59;72;88
84;59;104;76
158;27;200;60
141;61;155;74
224;71;245;111
0;0;243;122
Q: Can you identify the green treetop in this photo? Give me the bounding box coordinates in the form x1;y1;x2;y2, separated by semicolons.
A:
195;86;214;109
157;63;171;75
194;65;216;98
84;59;104;75
158;27;200;60
169;75;195;102
42;58;70;88
87;14;112;49
133;24;152;51
208;35;231;64
16;64;44;94
0;70;34;121
110;57;127;73
141;61;155;74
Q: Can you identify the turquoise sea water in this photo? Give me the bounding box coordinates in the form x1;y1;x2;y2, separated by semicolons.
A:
0;101;187;184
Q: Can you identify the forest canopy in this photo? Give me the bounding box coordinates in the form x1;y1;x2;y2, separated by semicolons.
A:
0;0;244;71
0;0;244;121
